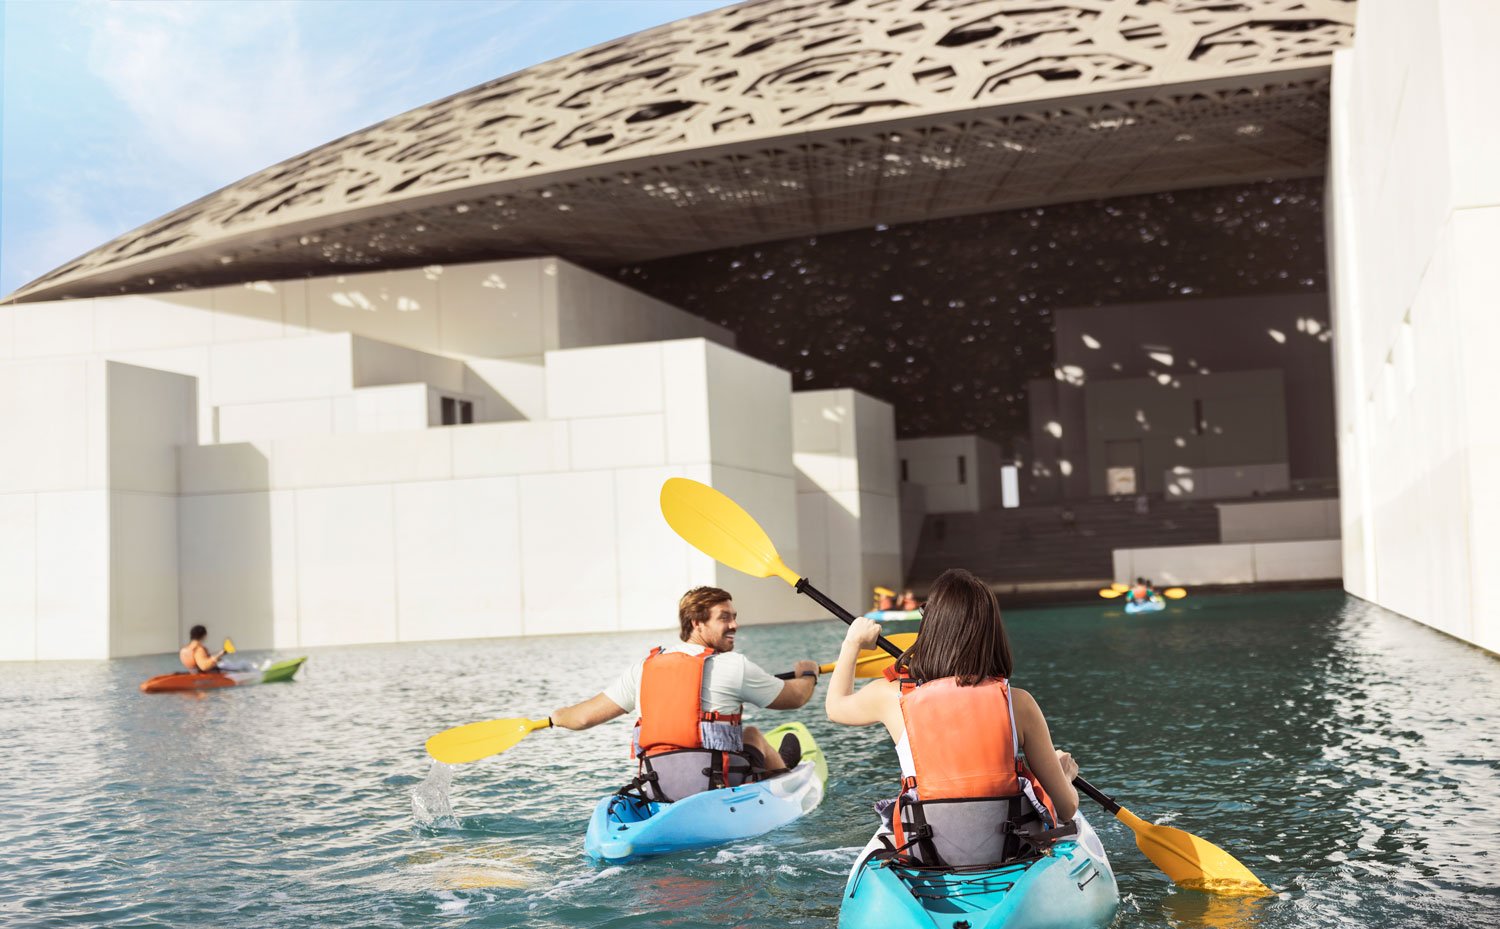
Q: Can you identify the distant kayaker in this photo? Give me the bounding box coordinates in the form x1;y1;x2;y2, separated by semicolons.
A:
179;625;226;673
548;586;820;798
826;568;1090;867
898;589;920;611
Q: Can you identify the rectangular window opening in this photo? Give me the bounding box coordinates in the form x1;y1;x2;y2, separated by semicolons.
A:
957;454;967;485
441;396;457;426
900;459;909;482
459;400;474;424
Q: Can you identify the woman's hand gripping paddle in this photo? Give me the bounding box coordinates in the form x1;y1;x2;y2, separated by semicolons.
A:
426;718;553;765
659;478;902;659
663;477;1266;897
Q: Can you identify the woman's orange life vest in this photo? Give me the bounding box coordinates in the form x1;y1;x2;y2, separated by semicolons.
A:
898;676;1059;822
633;646;742;757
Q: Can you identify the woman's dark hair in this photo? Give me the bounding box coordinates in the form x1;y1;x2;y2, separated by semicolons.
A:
899;568;1012;686
677;586;732;641
189;625;207;640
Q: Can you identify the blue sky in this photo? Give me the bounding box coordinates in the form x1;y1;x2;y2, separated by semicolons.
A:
0;0;730;298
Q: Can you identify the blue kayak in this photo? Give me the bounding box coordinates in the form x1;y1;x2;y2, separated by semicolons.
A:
839;815;1119;929
583;722;828;862
1123;597;1166;614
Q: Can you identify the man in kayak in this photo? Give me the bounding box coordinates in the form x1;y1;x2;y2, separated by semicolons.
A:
549;586;820;787
179;625;227;672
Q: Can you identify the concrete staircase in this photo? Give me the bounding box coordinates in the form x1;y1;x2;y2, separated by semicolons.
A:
906;495;1222;589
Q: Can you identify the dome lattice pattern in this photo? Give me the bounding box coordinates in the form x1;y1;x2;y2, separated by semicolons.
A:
9;0;1355;303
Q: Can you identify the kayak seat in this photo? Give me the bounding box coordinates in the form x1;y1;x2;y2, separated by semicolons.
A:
889;795;1079;869
625;748;759;803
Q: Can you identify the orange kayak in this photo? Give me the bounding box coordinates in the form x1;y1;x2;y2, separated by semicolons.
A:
140;657;307;693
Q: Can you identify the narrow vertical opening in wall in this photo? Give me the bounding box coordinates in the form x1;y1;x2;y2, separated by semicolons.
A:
900;459;908;482
441;396;457;425
459;400;474;424
1193;398;1205;435
957;455;967;484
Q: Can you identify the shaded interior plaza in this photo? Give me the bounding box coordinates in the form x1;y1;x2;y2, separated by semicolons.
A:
2;0;1496;659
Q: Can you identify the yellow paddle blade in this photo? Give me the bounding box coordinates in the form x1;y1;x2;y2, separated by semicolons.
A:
426;718;551;765
873;586;896;598
1099;588;1123;599
1116;808;1270;897
223;637;236;654
1110;582;1130;592
816;651;895;678
660;478;801;586
1163;587;1188;599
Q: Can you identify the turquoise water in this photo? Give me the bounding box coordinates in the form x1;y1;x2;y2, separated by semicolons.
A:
1;590;1497;927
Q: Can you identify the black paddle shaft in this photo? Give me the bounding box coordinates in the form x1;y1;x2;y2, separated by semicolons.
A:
1072;775;1121;815
794;577;905;659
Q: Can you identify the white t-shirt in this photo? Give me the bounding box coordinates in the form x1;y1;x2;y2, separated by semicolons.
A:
602;642;787;715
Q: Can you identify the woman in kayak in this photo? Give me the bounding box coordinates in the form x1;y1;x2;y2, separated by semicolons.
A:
826;567;1082;863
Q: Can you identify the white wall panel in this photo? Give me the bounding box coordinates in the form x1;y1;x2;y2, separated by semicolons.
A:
218;398;337;443
394;478;523;642
269;491;301;648
0;360;97;493
1253;540;1344;583
661;340;711;464
35;491;109;660
463;357;547;422
706;341;793;478
452;421;570;477
211;281;288;343
351;335;465;392
546;342;664;419
94;293;214;353
107;363;196;494
307;269;441;353
437;260;547;357
179;492;277;650
294;485;397;647
269;430;453;489
0;306;15;359
569;414;666;471
350;384;430;433
613;467;699;633
1219;499;1340;543
12;299;94;357
109;492;180;657
179;443;273;495
210;334;352;406
0;495;37;660
709;465;814;622
519;471;619;635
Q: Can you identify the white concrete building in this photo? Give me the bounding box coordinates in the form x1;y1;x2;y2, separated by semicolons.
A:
1328;0;1500;653
0;259;898;658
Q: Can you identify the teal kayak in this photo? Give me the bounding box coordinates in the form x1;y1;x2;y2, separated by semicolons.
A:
839;814;1118;929
1123;597;1165;614
584;722;827;862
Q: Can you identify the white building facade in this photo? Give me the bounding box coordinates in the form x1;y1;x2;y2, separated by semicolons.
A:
0;259;899;658
1328;0;1500;654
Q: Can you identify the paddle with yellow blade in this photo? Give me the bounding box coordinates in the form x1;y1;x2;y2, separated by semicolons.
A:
659;477;903;659
774;632;919;680
661;477;1268;898
223;637;236;654
1073;778;1270;897
1100;585;1188;600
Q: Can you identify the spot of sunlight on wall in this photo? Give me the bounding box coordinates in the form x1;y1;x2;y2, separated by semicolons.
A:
1148;351;1174;367
397;296;421;312
1081;334;1101;349
1055;365;1086;386
482;274;507;290
1045;421;1063;438
1268;328;1287;343
1154;373;1173;386
1058;460;1073;477
332;291;376;311
246;281;276;294
1135;409;1151;431
1174;436;1187;447
821;405;848;423
423;265;445;280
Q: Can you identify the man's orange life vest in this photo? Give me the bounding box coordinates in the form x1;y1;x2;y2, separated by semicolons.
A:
897;676;1058;821
633;646;741;757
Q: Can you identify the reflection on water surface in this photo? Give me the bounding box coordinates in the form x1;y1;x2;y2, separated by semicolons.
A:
0;591;1496;928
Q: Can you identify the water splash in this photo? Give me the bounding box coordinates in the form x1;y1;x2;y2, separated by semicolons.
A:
411;761;459;828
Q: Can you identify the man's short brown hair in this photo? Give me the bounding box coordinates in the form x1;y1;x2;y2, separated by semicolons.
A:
678;586;732;641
